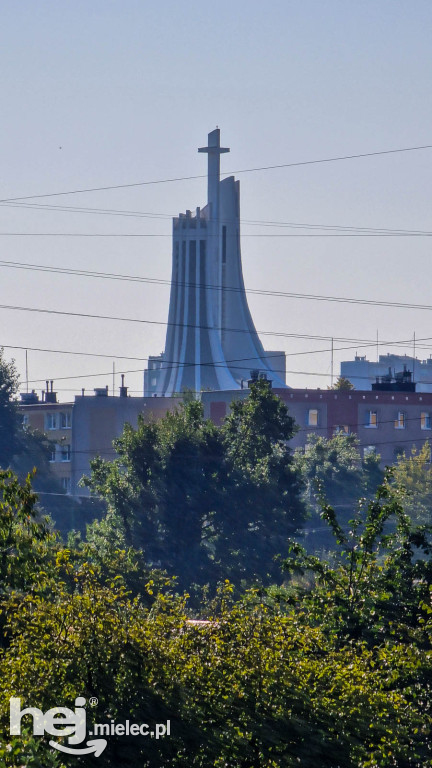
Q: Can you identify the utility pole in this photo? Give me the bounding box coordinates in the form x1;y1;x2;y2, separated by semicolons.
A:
331;338;334;387
413;332;416;382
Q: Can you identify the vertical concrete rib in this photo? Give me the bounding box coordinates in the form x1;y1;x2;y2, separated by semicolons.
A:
195;239;201;394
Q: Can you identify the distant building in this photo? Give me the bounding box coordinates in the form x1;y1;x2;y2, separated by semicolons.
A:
202;383;432;467
71;386;181;496
21;363;432;500
144;128;286;396
341;353;432;392
20;378;432;495
19;380;181;497
19;382;73;494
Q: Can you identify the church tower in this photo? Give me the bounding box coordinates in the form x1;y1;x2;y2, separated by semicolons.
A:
144;129;287;396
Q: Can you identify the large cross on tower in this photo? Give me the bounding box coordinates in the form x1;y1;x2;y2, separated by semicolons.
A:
198;128;230;213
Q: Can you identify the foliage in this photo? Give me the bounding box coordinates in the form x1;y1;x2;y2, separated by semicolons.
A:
293;434;383;555
84;398;226;590
392;441;432;525
0;469;55;601
294;433;365;510
328;376;354;390
0;350;79;531
0;349;20;467
215;380;304;585
1;571;431;767
283;472;432;646
0;472;431;766
84;381;306;591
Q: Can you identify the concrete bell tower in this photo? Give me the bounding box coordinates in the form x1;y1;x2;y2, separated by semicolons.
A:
144;129;287;396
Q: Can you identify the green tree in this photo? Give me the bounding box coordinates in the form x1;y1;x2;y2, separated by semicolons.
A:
1;567;430;767
283;473;432;644
294;432;382;516
84;399;226;590
0;349;20;467
392;441;432;525
0;469;56;649
12;428;62;492
293;434;383;557
216;379;305;584
328;376;354;390
294;433;363;511
84;382;306;591
0;472;431;768
0;350;73;526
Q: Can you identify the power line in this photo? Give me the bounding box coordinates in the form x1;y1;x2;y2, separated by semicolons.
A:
31;414;432;453
35;432;432;458
3;343;149;362
9;340;432;391
1;232;431;238
3;200;430;237
7;333;429;364
20;355;432;386
7;333;432;395
4;259;432;316
2;301;432;365
0;201;174;221
20;364;331;385
1;142;431;203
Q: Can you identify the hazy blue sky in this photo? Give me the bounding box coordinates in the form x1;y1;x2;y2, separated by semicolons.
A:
1;0;431;398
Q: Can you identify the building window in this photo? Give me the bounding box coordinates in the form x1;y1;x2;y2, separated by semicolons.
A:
307;409;319;427
363;445;376;457
421;412;431;430
22;414;30;427
151;377;157;387
45;413;58;430
333;425;350;435
60;445;71;462
394;412;406;429
365;411;377;428
60;412;71;429
61;477;71;493
394;446;405;461
48;445;57;463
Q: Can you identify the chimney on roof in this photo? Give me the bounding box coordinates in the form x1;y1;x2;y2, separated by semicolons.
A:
119;374;128;398
44;379;57;403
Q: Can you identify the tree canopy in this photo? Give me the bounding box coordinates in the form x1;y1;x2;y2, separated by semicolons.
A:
0;349;20;467
328;376;354;390
391;441;432;526
293;433;383;555
0;470;431;767
84;380;306;591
